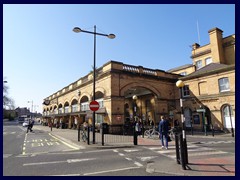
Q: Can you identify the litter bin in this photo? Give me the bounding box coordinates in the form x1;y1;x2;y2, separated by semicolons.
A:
102;123;109;134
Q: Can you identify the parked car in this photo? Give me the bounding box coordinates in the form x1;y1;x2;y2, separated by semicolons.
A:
22;121;29;127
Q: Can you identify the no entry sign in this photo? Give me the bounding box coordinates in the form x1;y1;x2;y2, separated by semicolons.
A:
89;101;100;111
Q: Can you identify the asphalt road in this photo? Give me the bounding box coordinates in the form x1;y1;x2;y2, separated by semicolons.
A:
3;122;173;176
3;121;235;176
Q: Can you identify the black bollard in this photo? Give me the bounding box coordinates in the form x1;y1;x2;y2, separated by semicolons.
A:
87;126;90;145
133;126;138;145
78;126;80;142
175;133;180;164
179;134;186;170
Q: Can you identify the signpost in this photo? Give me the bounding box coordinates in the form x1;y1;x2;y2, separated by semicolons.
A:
89;101;100;112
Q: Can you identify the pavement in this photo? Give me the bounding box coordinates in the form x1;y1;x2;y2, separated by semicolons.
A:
33;124;235;176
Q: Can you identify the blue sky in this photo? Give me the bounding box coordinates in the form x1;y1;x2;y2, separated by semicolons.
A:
3;4;235;113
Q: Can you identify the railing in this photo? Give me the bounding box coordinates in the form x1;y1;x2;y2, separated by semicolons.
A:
123;64;157;76
123;65;140;73
143;68;157;76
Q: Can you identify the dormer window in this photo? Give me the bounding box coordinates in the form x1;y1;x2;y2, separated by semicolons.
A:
205;57;212;65
196;60;202;70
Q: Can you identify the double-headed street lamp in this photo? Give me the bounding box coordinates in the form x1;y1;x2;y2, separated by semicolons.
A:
73;26;115;144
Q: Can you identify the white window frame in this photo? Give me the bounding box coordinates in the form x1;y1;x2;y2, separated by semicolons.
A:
219;78;230;92
205;57;212;65
72;104;78;112
59;108;63;114
81;102;89;111
64;106;69;113
196;60;202;70
96;98;104;108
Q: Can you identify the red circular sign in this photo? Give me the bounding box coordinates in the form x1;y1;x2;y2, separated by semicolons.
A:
89;101;100;111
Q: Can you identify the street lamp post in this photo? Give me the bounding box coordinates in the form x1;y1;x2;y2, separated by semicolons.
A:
73;26;115;144
133;95;138;145
176;80;188;166
28;100;33;119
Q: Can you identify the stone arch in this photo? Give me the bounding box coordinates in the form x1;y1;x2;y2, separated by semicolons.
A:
95;91;104;99
79;93;91;102
70;98;78;105
80;95;89;103
64;101;69;107
120;82;160;98
95;87;106;96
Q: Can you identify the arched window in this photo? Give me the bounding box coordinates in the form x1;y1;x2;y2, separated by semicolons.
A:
222;105;235;129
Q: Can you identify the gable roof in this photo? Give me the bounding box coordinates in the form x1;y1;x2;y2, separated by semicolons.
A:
167;64;193;72
180;63;235;80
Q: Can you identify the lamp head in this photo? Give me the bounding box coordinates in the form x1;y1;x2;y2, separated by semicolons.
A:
108;34;116;39
73;27;82;33
132;95;138;100
176;80;185;88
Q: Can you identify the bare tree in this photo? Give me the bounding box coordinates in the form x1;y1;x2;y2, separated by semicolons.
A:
3;78;15;110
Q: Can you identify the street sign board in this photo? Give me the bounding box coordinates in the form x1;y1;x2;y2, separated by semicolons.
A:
89;101;100;111
196;109;206;113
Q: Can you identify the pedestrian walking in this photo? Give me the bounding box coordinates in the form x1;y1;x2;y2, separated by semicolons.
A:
27;119;34;133
159;115;169;149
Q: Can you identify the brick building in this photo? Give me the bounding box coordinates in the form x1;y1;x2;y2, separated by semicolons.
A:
42;27;235;133
168;27;235;132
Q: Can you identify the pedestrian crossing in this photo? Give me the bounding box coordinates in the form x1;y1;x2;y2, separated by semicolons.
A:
145;144;229;160
192;140;235;144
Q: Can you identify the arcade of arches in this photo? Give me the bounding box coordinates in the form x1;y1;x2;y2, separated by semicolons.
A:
42;61;234;132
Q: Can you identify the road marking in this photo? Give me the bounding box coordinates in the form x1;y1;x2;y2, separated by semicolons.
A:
67;158;96;163
118;153;125;156
83;166;140;175
124;149;140;152
125;157;132;161
3;154;12;158
138;156;158;161
23;158;96;166
134;161;143;167
48;133;82;150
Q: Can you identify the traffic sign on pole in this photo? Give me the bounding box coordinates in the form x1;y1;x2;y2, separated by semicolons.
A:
89;101;100;111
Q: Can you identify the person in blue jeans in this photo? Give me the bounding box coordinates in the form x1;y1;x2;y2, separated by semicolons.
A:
159;115;169;149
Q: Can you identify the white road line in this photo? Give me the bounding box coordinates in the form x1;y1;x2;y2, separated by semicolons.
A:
23;158;96;166
83;166;140;175
48;133;82;150
23;160;66;166
168;151;228;158
124;149;140;152
139;156;158;161
134;161;143;167
3;154;12;158
118;153;125;156
125;157;132;161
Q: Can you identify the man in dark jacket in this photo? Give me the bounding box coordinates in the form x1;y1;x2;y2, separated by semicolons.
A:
159;115;169;149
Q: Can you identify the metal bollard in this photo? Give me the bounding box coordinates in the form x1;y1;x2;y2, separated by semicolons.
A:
87;126;90;145
133;126;138;145
78;126;80;142
179;133;186;170
175;133;180;164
